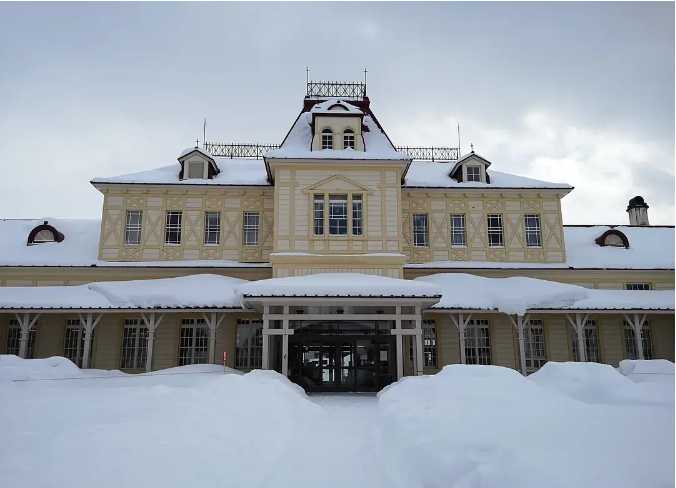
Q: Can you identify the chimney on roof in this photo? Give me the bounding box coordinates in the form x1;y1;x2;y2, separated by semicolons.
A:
627;196;649;226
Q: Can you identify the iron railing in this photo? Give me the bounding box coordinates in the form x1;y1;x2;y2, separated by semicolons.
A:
306;81;367;99
204;142;460;161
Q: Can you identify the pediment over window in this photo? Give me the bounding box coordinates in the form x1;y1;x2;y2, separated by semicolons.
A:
595;229;630;248
177;147;220;180
449;152;492;183
303;174;369;193
27;221;64;245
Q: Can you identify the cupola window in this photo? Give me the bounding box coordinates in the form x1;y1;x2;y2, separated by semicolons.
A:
343;129;355;149
321;128;333;150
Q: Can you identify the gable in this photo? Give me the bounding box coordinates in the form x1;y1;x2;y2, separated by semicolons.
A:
303;174;370;193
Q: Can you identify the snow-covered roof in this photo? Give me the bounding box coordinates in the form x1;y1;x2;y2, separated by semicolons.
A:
265;112;406;160
178;146;214;161
0;275;246;310
239;273;442;299
310;99;363;115
91;158;269;186
407;225;675;270
404;161;572;189
416;273;674;315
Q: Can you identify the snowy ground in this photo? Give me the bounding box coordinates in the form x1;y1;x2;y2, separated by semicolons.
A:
0;356;673;488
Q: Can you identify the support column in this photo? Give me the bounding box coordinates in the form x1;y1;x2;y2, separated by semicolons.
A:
393;305;404;379
449;312;472;364
14;313;40;359
261;305;270;369
414;305;424;376
624;313;648;360
282;305;290;376
78;313;102;369
202;312;226;364
565;313;589;362
141;313;164;372
508;314;529;375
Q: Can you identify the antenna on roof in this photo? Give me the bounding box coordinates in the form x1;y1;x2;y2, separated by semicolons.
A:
306;66;310;84
470;142;474;153
363;67;368;95
457;123;461;155
203;118;207;148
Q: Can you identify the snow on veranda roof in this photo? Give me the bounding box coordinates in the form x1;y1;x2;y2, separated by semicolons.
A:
0;275;247;310
238;273;442;299
416;273;675;315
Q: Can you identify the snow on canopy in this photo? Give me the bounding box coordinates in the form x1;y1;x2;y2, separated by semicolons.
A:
238;273;442;298
404;160;572;189
178;146;214;160
265;112;405;160
0;275;247;310
416;273;674;315
310;99;363;114
91;158;269;186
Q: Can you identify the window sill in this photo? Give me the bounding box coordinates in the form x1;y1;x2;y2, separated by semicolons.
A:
204;243;221;247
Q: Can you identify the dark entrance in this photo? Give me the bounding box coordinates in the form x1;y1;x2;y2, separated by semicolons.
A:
288;321;397;392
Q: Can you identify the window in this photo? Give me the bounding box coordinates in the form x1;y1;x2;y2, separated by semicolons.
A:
524;320;546;373
235;319;263;369
466;166;481;182
450;214;466;247
33;229;55;243
178;319;209;366
352;194;363;236
120;319;148;369
64;319;91;368
343;129;355;149
124;210;143;245
329;194;348;235
313;194;324;235
487;214;504;247
571;319;599;362
465;319;491;365
204;211;221;245
7;319;37;358
164;211;182;245
243;212;259;245
524;214;542;247
423;320;437;368
187;161;204;179
625;283;651;291
413;214;429;247
321;128;333;149
624;322;654;359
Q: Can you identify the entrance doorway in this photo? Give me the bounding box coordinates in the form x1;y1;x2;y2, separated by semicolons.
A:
289;333;396;392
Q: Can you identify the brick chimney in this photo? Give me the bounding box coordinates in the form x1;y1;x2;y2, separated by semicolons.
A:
627;196;649;226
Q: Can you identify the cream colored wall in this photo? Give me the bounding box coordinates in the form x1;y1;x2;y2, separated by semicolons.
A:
95;184;273;263
310;115;364;151
402;189;567;264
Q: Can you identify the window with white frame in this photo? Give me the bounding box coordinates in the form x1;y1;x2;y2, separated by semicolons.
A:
120;319;148;369
571;319;599;362
178;319;209;366
625;283;652;291
235;319;263;369
187;160;205;179
352;194;363;236
7;319;37;358
465;319;491;365
524;214;542;247
243;212;260;245
204;211;221;245
329;194;348;235
124;210;143;245
487;214;504;247
450;214;466;247
313;194;325;235
343;129;355;149
413;214;429;247
64;319;90;368
466;166;481;182
164;211;182;245
623;321;654;359
321;128;333;149
524;319;547;373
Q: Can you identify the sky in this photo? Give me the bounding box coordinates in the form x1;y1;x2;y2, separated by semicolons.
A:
0;2;673;225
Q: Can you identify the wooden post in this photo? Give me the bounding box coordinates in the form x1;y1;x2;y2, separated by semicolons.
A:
565;313;589;362
78;313;102;369
282;305;290;376
393;305;404;379
202;312;226;364
449;312;472;364
261;305;270;369
141;313;164;372
414;305;424;375
508;314;529;375
15;313;40;359
624;313;647;360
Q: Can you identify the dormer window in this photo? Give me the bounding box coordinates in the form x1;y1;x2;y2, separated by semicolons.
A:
27;221;64;245
466;166;481;182
321;129;333;150
595;229;630;248
343;129;355;149
177;147;219;181
187;160;205;179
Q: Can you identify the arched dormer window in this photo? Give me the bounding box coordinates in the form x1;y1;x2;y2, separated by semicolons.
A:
343;129;355;149
594;229;630;248
321;128;333;150
27;221;64;246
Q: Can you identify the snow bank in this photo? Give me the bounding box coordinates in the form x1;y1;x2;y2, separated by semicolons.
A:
379;364;674;488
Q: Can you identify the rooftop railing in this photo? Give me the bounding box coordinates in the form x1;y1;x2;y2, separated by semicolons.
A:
306;81;367;99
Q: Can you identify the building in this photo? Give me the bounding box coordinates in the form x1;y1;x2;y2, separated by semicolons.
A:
1;81;673;392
